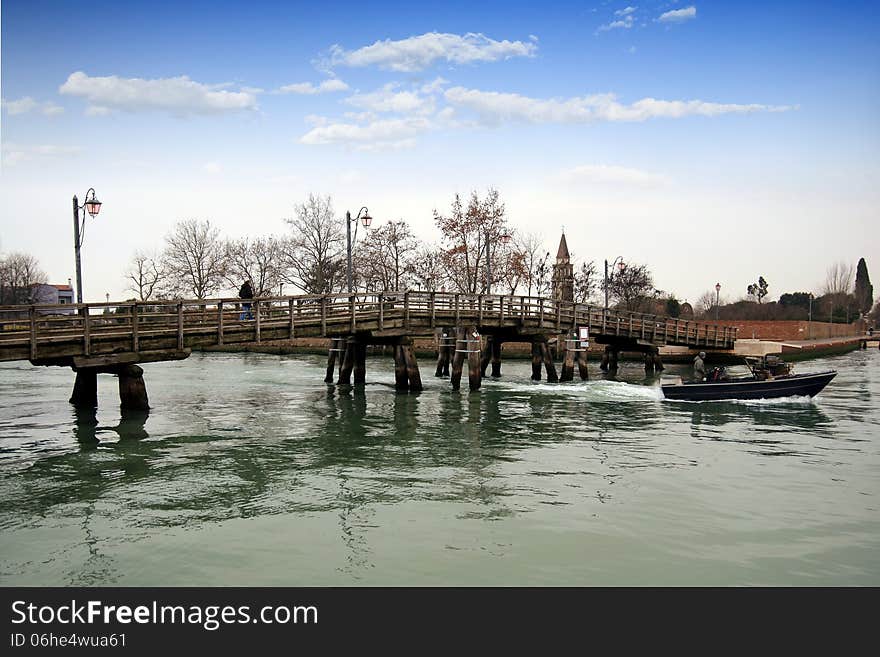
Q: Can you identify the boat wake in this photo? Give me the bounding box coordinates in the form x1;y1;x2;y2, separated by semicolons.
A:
493;378;664;402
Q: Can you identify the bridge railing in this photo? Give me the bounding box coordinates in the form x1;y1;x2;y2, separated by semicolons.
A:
0;291;737;359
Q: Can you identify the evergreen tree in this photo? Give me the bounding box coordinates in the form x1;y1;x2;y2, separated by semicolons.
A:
855;258;873;315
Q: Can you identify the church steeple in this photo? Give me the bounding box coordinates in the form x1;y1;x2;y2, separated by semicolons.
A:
552;232;574;303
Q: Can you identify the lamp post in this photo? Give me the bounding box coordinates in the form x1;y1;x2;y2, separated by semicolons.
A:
72;189;102;304
715;282;721;320
345;207;372;294
484;229;511;294
604;256;624;310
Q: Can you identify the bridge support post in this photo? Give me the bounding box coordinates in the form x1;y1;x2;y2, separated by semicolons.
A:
435;329;451;377
560;331;575;382
479;336;492;377
450;327;466;390
325;339;341;383
467;327;481;391
402;341;422;392
490;338;502;378
394;344;409;391
69;369;98;408
541;341;558;382
354;342;367;385
118;364;149;411
531;341;542;381
575;346;589;381
338;337;356;385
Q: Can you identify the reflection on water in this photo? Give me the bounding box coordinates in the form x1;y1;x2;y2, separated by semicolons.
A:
0;350;878;585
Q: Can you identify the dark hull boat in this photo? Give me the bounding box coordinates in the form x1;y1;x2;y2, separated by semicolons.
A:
661;370;837;402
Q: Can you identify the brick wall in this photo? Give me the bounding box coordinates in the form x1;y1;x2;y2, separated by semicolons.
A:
707;320;863;342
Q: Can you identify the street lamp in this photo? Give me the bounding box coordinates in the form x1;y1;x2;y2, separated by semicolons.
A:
715;282;721;320
485;230;511;294
604;256;625;310
72;188;102;304
345;207;372;294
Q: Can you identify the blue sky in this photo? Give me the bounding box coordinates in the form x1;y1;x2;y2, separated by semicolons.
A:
2;0;878;304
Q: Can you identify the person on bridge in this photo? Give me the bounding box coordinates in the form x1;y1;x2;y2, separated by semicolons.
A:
693;351;707;382
239;280;254;320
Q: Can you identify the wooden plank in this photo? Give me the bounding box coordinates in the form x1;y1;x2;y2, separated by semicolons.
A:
379;293;385;330
404;292;411;329
217;301;224;345
350;295;356;333
177;303;184;349
478;295;484;326
255;301;262;343
289;299;295;338
83;309;91;356
321;296;327;336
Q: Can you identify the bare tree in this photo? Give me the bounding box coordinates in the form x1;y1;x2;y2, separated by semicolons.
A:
125;251;165;301
282;194;344;294
354;220;419;292
433;188;509;294
533;251;553;297
0;252;48;305
224;236;286;297
573;260;598;304
514;232;547;296
410;247;448;291
606;262;655;311
161;219;227;299
696;290;716;315
824;261;855;297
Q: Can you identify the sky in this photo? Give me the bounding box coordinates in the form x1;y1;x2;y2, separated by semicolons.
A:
1;0;878;306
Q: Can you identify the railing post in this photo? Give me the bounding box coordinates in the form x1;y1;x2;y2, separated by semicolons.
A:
556;300;561;331
430;291;436;328
478;295;484;325
177;302;184;349
520;296;525;323
499;295;506;326
321;296;327;336
83;306;91;356
255;300;262;343
455;293;460;326
350;294;356;333
288;298;295;338
379;293;385;330
404;291;411;329
602;308;607;334
217;301;224;345
132;303;140;351
539;298;545;327
29;306;37;360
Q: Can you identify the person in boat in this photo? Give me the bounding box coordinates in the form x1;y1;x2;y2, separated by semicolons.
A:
693;351;707;382
239;279;254;320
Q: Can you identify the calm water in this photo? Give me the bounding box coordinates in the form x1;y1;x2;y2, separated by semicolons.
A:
0;349;878;586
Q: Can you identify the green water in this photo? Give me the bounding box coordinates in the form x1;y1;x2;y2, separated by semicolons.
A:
1;349;878;586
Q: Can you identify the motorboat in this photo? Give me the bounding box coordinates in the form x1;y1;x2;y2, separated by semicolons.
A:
660;355;836;401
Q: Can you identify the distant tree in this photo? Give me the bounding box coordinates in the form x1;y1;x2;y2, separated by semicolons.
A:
533;251;553;297
0;252;48;305
497;242;528;295
696;290;716;315
824;262;854;297
747;276;769;303
282;194;345;295
410;247;448;291
125;250;165;301
161;219;227;299
516;232;548;297
354;220;419;292
607;262;654;311
855;258;873;315
778;292;812;311
665;297;681;318
573;260;598;304
224;236;286;297
433;188;509;294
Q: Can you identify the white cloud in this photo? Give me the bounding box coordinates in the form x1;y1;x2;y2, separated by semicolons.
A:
421;77;450;94
2;143;81;167
345;83;436;115
444;86;795;124
598;16;635;31
327;32;537;72
658;6;697;23
203;162;222;174
277;79;350;95
58;71;258;116
560;164;670;187
299;116;432;150
1;96;64;116
615;6;638;16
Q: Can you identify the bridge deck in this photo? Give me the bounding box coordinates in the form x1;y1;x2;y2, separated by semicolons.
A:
0;291;737;365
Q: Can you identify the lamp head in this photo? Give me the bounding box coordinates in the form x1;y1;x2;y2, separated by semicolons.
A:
84;194;102;217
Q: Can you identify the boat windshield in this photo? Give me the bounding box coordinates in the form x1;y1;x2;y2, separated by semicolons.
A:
724;365;754;380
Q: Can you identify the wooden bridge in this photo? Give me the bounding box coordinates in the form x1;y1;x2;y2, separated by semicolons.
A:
0;291;737;409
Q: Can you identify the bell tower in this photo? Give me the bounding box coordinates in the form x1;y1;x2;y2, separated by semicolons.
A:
552;232;574;302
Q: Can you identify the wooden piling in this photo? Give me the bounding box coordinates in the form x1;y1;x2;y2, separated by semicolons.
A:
467;326;481;391
338;337;356;385
531;341;542;381
353;341;367;385
118;364;149;411
541;341;558;382
451;327;466;390
560;332;575;382
70;369;98;408
394;343;410;391
479;335;492;377
575;347;589;381
402;343;423;392
325;338;340;383
490;338;502;378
